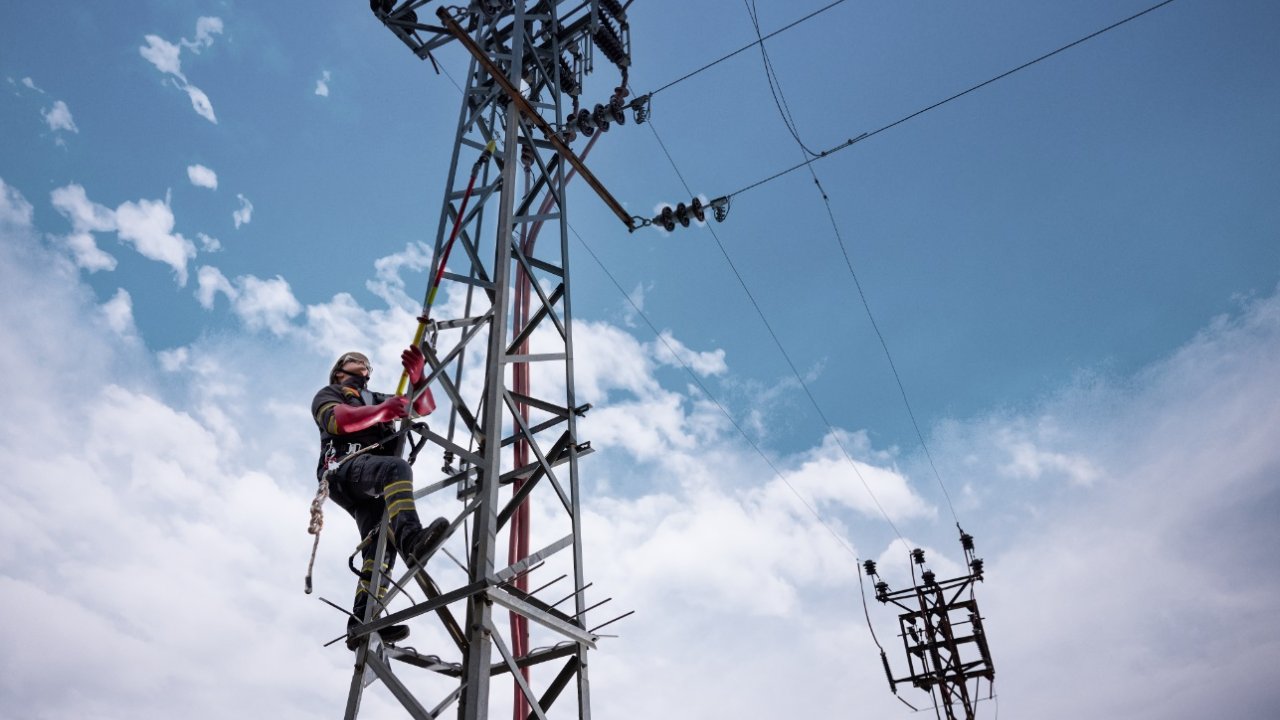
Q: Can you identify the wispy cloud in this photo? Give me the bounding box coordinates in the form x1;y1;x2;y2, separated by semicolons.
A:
0;177;35;233
42;100;78;135
181;17;224;53
648;329;727;376
182;84;217;124
315;70;331;97
232;193;253;229
114;194;198;285
50;183;117;272
140;35;184;78
16;78;79;144
186;164;218;190
195;265;235;309
100;288;137;337
138;17;223;124
196;232;222;252
195;265;301;336
50;182;197;284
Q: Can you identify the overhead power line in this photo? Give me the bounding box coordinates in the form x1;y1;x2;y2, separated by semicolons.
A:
724;0;1179;200
569;220;892;655
645;117;910;659
649;117;908;543
743;0;960;523
646;0;852;97
422;2;897;556
745;0;823;158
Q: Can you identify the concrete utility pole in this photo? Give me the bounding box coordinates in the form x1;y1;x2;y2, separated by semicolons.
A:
339;2;633;718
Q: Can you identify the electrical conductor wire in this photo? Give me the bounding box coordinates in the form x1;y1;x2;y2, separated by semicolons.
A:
569;225;859;555
569;221;890;657
724;0;1179;200
648;117;907;543
743;0;960;523
646;0;852;97
745;0;822;158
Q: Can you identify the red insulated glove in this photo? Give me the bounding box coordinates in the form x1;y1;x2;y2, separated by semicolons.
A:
402;344;437;416
402;345;426;387
333;396;410;433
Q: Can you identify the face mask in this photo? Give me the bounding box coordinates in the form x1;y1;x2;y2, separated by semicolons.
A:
340;373;369;390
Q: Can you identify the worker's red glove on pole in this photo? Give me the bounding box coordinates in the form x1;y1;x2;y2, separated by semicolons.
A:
402;345;426;386
402;344;436;416
333;396;410;433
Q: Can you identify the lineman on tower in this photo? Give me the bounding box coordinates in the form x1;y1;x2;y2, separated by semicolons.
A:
312;346;448;649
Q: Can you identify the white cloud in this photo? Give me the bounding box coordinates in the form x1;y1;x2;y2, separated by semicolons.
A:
63;233;118;272
51;184;115;233
184;83;217;124
140;35;184;79
233;275;302;335
233;193;253;229
621;281;649;327
51;183;204;282
648;329;727;376
182;17;224;52
50;183;118;273
139;20;222;124
571;320;660;401
195;266;301;337
42;100;78;134
21;76;44;93
187;164;218;190
49;183;205;282
772;430;933;522
301;292;381;352
114;195;197;285
1;177;35;232
196;232;222;252
997;426;1099;485
100;288;136;337
158;346;189;371
314;70;331;97
366;241;431;309
195;265;236;309
0;226;342;720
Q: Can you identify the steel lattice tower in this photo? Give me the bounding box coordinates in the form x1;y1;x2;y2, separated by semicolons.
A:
863;533;996;720
337;2;632;718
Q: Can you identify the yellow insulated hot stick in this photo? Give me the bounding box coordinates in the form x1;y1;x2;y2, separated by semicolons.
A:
396;139;497;397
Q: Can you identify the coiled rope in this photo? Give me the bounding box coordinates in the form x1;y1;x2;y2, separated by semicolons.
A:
304;470;333;594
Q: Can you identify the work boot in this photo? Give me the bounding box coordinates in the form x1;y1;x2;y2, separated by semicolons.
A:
347;621;410;650
403;516;449;567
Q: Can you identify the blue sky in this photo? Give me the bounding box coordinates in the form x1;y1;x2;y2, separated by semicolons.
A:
3;1;1280;718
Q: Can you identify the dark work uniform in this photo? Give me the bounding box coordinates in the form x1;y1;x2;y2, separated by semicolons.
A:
312;383;426;625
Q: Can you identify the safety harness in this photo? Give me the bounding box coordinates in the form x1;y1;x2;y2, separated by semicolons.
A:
303;418;431;594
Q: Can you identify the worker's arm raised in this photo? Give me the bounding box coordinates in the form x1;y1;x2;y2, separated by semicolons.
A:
332;396;410;433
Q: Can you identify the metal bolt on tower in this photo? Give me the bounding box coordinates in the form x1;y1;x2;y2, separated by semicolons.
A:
338;1;633;719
